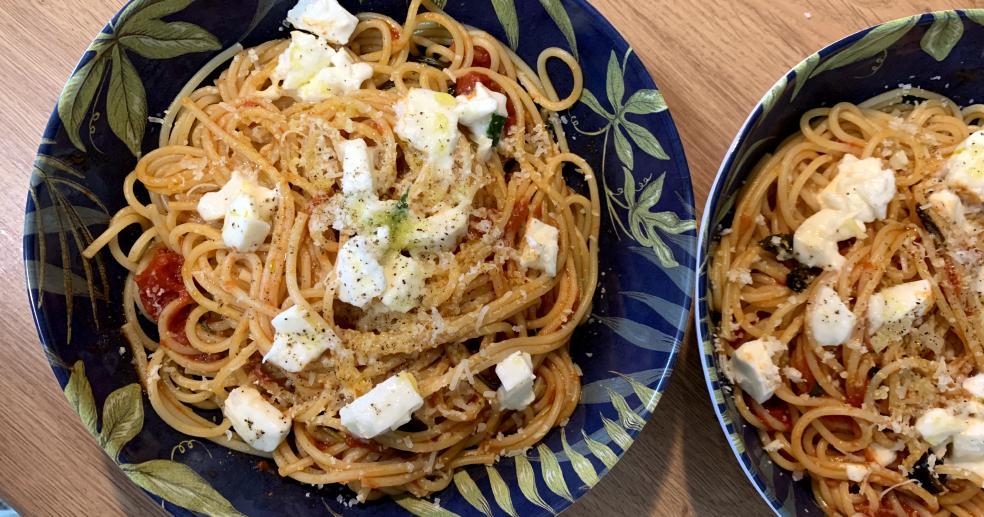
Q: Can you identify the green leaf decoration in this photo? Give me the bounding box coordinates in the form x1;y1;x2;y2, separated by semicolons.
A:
107;47;148;157
536;444;574;503
620;119;669;160
65;361;98;436
622;89;667;115
759;74;787;119
25;260;98;298
789;53;820;101
921;11;964;61
118;20;221;59
452;471;492;517
581;431;619;469
601;416;634;450
485;466;518;517
560;431;599;487
607;388;646;431
490;0;519;49
24;206;109;236
581;368;667;404
614;372;660;412
636;173;665;212
99;384;144;459
538;0;578;60
604;51;624;111
117;0;195;28
514;455;555;515
579;88;612;120
613;127;634;170
620;291;678;327
810;15;918;78
121;460;245;517
594;315;677;352
247;0;278;35
57;56;108;152
965;9;984;26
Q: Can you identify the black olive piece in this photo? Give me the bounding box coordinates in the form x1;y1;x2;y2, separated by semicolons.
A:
786;265;822;292
759;233;795;260
410;54;445;68
916;207;945;242
910;452;947;494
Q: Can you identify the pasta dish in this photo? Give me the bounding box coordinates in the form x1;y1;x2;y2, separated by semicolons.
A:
710;87;984;515
83;0;599;501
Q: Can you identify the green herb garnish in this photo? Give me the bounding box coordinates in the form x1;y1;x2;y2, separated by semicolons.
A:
487;113;507;147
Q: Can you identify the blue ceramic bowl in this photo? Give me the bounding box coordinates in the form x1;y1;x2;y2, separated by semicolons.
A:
696;9;984;516
23;0;697;515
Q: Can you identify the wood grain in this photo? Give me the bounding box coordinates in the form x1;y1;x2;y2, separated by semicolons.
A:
0;1;979;515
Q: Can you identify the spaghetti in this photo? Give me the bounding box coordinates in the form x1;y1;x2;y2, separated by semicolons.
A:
84;0;599;501
711;88;984;515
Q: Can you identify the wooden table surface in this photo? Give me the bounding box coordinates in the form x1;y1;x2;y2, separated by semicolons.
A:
0;0;979;515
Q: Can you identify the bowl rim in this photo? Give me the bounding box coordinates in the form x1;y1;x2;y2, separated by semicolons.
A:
693;9;969;516
22;0;697;515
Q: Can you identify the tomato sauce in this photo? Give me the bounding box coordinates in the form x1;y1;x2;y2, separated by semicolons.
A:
471;45;492;69
135;246;192;347
750;397;791;432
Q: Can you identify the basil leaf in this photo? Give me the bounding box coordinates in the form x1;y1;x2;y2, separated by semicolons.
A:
488;113;508;146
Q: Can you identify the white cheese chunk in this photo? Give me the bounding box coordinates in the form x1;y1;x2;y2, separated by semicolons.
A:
286;0;360;45
793;209;866;270
339;372;424;439
455;82;508;159
338;138;374;195
222;194;272;252
946;130;984;201
263;305;340;372
928;189;971;233
867;279;933;334
519;218;560;277
953;421;984;462
223;386;291;452
844;464;869;482
273;31;371;102
819;155;896;223
495;351;536;411
197;171;277;222
730;337;786;404
965;374;984;398
395;89;460;171
381;254;427;313
405;205;469;253
335;228;389;307
808;285;856;346
916;407;964;446
869;443;898;467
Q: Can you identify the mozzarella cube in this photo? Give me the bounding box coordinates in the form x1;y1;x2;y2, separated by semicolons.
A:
223;386;291;452
916;407;963;446
395;89;460;171
222;194;272;252
381;254;427;313
338;138;374;195
953;421;984;462
295;53;373;102
964;374;984;398
808;285;856;346
946;130;984;201
869;443;898;467
844;464;869;482
286;0;359;45
274;31;335;91
339;372;424;439
819;155;895;223
335;228;389;307
263;305;341;372
197;172;277;222
867;279;933;334
456;83;508;158
519;218;560;277
793;209;866;270
730;337;785;404
405;205;469;253
495;351;536;411
928;189;971;233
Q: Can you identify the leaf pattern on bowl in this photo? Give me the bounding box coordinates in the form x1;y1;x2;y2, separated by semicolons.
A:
57;0;220;157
